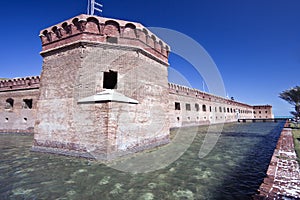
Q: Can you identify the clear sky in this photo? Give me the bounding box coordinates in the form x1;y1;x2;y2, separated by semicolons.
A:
0;0;299;116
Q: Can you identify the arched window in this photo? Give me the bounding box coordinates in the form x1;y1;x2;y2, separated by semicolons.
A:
5;98;14;109
202;104;206;112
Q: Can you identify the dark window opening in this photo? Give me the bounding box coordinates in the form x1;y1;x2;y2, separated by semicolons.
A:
175;102;181;110
202;105;206;112
5;98;14;109
103;70;118;89
259;111;261;114
106;37;118;44
23;99;33;109
177;117;180;121
5;118;8;122
186;103;191;111
23;118;28;123
219;107;222;112
265;111;268;113
195;103;200;111
209;106;212;112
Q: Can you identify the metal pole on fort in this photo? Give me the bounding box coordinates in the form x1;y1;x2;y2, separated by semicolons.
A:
88;0;103;16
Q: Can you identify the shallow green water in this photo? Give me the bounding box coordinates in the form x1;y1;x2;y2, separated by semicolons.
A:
0;122;284;200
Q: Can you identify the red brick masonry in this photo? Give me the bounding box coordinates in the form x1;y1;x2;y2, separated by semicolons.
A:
254;126;300;199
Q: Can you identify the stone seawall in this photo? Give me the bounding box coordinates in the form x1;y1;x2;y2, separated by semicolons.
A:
254;124;300;199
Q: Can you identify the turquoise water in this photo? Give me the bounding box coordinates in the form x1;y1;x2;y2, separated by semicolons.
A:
0;122;284;200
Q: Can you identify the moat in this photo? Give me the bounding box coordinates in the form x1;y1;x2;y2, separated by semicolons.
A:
0;122;285;200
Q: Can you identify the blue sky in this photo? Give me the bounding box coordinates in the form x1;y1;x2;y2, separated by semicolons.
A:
0;0;299;116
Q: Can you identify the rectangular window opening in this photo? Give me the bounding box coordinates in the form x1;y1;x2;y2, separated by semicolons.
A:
103;70;118;89
186;103;191;111
195;103;200;111
175;102;181;110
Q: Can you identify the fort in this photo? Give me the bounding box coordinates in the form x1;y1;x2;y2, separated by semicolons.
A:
0;14;273;160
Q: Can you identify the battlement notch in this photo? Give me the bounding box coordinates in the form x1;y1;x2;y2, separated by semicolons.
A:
0;76;40;92
39;14;170;64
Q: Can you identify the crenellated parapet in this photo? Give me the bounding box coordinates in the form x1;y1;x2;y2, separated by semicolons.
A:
39;14;170;64
0;76;40;92
168;82;253;108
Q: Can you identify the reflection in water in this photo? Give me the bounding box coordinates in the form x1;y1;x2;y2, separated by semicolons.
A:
0;122;284;200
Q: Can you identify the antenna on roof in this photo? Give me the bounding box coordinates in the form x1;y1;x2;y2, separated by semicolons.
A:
87;0;103;16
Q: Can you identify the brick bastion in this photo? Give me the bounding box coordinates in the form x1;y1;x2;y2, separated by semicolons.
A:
0;14;273;160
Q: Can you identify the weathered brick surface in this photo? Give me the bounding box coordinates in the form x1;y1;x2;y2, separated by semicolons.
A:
168;83;255;127
34;15;171;160
0;85;39;133
253;105;273;119
0;76;40;92
254;126;300;199
39;14;169;64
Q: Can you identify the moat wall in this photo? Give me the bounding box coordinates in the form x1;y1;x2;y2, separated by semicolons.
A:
254;124;300;199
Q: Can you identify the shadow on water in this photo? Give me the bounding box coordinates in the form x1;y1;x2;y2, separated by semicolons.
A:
0;122;285;200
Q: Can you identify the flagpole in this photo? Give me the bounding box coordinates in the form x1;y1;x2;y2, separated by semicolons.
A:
88;0;103;16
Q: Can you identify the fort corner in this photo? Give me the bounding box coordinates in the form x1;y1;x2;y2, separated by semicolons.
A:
33;14;171;160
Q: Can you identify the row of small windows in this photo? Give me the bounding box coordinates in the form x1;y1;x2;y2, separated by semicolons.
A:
4;98;33;109
176;115;235;121
254;116;269;119
175;102;253;114
253;111;268;114
5;117;28;123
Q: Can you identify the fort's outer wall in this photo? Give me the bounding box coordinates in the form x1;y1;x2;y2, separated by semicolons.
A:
0;77;40;133
253;105;274;119
168;83;254;128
